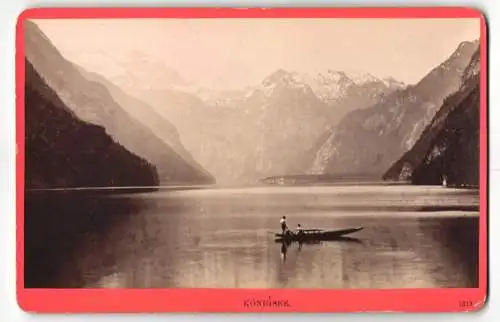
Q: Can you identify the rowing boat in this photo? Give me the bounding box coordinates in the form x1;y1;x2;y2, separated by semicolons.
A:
274;227;363;242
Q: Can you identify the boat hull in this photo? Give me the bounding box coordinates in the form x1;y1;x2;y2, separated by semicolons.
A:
275;227;363;242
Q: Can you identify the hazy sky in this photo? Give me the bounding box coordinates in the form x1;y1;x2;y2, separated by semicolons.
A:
33;18;480;89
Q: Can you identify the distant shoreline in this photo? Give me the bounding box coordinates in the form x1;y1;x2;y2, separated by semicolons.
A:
25;181;480;194
258;174;479;190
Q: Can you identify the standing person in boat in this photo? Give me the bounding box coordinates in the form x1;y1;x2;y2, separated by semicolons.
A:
280;216;288;234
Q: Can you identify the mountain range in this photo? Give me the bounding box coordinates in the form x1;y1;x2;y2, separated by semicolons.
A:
67;49;406;110
308;40;479;178
70;51;406;183
25;19;480;187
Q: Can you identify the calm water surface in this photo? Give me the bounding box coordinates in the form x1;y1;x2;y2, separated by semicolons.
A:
26;185;479;289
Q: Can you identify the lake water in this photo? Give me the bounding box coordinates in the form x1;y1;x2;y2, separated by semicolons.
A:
24;184;479;289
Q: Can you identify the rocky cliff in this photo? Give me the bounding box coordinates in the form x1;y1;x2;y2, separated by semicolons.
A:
383;48;481;186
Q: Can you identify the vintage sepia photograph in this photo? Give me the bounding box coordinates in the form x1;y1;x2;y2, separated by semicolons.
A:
22;14;483;292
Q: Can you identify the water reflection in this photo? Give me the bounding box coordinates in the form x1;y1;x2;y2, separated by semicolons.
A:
279;236;363;260
280;242;287;261
25;186;479;289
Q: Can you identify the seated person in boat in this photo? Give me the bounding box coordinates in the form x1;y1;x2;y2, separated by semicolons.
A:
296;224;304;237
280;216;288;233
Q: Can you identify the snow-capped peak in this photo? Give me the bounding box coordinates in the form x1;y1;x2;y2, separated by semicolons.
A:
302;70;353;103
262;69;306;87
342;70;380;85
259;69;312;96
319;70;353;84
252;69;406;104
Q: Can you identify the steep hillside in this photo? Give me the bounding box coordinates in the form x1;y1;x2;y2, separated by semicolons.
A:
24;20;214;185
384;48;481;186
77;66;214;181
25;59;159;188
309;40;479;177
